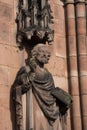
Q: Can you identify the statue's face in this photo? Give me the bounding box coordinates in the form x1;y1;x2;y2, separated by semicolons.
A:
36;47;51;64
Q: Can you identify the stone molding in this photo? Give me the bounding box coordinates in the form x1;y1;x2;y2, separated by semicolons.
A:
61;0;86;5
61;0;74;5
75;0;86;4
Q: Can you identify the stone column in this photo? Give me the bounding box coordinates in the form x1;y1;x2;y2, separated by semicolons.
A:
63;0;82;130
86;0;87;34
75;0;87;130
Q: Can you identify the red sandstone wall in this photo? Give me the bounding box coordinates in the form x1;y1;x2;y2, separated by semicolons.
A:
50;1;71;129
0;0;25;129
0;0;69;130
47;1;68;91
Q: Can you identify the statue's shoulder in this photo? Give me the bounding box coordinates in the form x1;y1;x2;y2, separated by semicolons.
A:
13;66;31;87
45;68;52;75
44;68;54;80
17;66;31;76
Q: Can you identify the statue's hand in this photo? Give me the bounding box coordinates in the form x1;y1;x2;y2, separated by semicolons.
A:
21;73;31;94
21;73;29;85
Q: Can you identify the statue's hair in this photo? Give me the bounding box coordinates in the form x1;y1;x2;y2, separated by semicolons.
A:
31;44;49;57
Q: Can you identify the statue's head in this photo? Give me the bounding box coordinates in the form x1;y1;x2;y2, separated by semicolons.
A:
31;44;51;64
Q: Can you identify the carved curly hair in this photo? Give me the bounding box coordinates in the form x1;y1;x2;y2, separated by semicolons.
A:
31;44;51;58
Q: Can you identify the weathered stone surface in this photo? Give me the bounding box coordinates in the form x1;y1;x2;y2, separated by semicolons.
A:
69;56;78;76
0;2;12;22
76;3;86;17
69;77;80;96
0;44;24;68
54;19;65;36
75;2;87;130
71;117;82;130
72;96;81;117
78;56;87;73
67;36;77;56
0;85;10;110
10;47;24;68
0;107;12;130
81;95;87;116
9;23;17;46
51;0;63;5
53;4;64;20
48;57;67;77
54;35;66;57
0;44;12;66
80;76;87;94
9;67;20;86
76;18;86;35
66;4;75;18
0;0;13;5
67;117;71;130
0;93;10;110
0;22;10;43
77;35;87;55
0;65;10;86
53;76;68;91
67;18;76;36
82;116;87;130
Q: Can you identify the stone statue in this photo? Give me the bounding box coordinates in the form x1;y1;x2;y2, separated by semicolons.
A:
12;44;67;130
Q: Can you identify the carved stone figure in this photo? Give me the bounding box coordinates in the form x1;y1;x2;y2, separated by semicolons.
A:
12;44;67;130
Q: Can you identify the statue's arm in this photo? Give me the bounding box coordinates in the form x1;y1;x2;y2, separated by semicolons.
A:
14;66;31;94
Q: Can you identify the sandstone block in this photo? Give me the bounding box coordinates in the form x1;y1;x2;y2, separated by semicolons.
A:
10;47;25;68
54;5;64;20
53;76;68;92
67;117;71;130
0;2;12;22
54;19;65;36
80;76;87;94
77;35;87;55
71;116;82;130
69;56;78;75
67;36;77;56
0;0;13;5
76;3;86;17
0;44;12;66
82;116;87;130
78;55;87;73
71;96;81;117
50;57;67;77
76;18;86;35
0;107;12;130
67;18;76;36
54;35;66;57
0;44;24;68
9;67;19;86
0;66;10;86
0;21;10;43
69;77;80;96
66;4;75;18
51;0;63;5
81;95;87;116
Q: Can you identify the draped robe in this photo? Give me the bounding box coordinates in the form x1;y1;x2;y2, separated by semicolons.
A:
12;67;66;130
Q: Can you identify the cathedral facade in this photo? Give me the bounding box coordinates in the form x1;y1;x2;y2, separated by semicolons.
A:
0;0;87;130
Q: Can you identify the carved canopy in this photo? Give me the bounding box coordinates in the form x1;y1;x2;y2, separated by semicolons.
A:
16;0;54;47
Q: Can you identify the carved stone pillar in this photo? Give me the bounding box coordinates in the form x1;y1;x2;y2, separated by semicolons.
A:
63;0;82;130
75;0;87;130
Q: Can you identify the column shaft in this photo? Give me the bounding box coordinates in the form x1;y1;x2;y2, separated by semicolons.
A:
75;1;87;130
64;0;82;130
